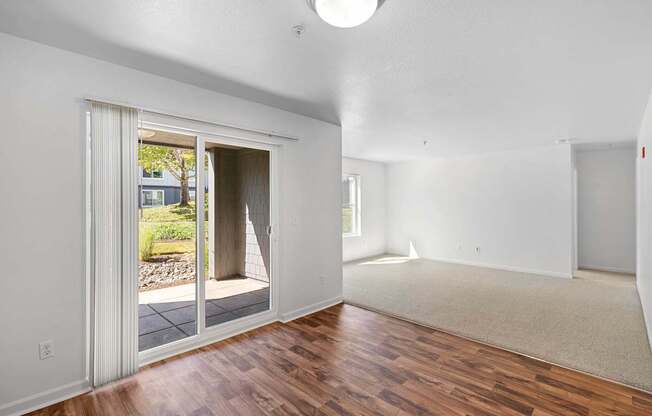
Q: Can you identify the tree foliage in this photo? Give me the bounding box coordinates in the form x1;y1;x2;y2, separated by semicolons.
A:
139;144;196;182
139;144;196;206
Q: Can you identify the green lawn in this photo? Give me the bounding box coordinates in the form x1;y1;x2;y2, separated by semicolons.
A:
141;200;211;222
151;240;196;256
141;202;200;222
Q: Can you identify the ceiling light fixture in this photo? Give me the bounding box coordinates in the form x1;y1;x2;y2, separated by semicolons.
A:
307;0;384;28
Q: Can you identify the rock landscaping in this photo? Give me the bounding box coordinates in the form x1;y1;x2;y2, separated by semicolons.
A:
139;253;195;291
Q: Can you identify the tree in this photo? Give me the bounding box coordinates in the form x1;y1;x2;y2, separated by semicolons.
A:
139;144;196;207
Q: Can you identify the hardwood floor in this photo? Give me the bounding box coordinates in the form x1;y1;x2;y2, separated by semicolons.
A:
30;304;652;416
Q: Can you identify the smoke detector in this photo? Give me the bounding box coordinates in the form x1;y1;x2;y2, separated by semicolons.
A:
292;24;305;38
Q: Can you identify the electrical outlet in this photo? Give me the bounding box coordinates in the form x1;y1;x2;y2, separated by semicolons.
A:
457;243;462;251
39;340;54;360
475;247;481;254
319;275;326;286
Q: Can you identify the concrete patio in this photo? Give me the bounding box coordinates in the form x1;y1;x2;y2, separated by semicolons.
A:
138;278;269;351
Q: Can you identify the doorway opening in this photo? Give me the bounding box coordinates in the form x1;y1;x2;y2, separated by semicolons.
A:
573;143;636;282
202;141;271;330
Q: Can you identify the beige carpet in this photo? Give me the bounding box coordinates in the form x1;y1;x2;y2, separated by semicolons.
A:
343;255;652;392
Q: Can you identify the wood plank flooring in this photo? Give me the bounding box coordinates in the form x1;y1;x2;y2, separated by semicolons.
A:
30;304;652;415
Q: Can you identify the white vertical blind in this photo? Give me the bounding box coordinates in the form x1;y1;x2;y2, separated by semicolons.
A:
90;102;139;386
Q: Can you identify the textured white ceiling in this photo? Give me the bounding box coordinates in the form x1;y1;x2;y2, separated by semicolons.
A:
1;0;652;161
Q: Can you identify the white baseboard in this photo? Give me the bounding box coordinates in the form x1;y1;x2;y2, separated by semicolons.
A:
279;296;343;323
0;379;90;416
343;250;386;264
426;256;573;279
578;264;636;275
637;279;652;354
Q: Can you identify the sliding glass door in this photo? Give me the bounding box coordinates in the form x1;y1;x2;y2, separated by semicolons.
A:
137;126;274;354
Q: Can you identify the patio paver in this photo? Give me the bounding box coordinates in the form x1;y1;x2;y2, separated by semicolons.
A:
138;314;173;336
138;326;187;351
138;284;270;351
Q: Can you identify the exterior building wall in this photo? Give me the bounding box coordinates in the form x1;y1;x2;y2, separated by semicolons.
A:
209;148;270;282
211;149;241;279
237;149;270;282
139;185;197;207
140;168;196;188
139;166;202;207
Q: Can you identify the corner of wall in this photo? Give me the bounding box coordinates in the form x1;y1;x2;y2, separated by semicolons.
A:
637;278;652;353
635;87;652;354
279;296;343;323
381;160;389;255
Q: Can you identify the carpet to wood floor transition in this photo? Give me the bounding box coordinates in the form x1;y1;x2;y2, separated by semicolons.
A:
344;255;652;393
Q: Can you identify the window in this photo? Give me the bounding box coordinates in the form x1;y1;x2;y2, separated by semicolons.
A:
142;165;163;179
342;174;361;236
142;189;164;207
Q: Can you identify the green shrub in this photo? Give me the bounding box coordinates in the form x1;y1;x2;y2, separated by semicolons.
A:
152;222;195;240
139;229;155;261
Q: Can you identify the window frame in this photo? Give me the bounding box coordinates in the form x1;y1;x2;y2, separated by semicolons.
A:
342;173;361;238
142;165;164;179
142;189;165;207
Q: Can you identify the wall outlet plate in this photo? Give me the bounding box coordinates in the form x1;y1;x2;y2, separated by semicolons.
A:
39;340;54;360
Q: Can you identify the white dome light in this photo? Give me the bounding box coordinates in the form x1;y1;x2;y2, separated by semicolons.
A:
312;0;379;28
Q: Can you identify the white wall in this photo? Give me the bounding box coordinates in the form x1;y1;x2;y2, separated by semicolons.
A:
386;145;573;278
576;147;636;274
342;158;386;262
637;90;652;353
0;33;342;412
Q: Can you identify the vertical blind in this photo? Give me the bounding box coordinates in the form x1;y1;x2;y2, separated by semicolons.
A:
90;102;139;386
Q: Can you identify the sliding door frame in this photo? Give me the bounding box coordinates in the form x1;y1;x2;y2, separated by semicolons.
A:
138;116;280;366
196;134;279;335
